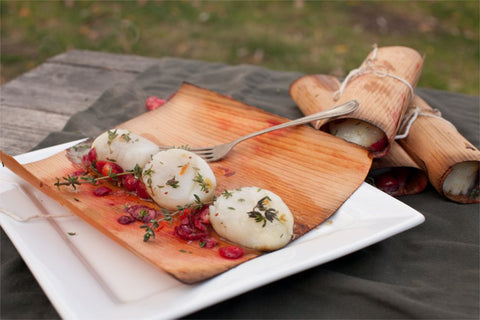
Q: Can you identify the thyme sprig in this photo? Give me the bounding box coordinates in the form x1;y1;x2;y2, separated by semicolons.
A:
247;196;279;227
54;164;143;190
193;172;209;192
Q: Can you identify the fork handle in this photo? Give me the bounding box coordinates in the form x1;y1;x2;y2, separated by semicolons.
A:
234;99;359;144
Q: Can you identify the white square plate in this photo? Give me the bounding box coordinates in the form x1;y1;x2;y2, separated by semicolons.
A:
0;141;424;319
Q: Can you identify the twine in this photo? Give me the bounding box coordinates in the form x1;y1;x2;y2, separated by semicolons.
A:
0;207;72;222
395;106;455;140
333;44;415;101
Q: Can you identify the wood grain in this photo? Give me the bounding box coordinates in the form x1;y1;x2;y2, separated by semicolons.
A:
0;50;155;156
1;83;372;283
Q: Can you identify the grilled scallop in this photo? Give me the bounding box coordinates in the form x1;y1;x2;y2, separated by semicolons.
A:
328;119;386;151
141;149;216;210
92;129;160;171
209;187;294;251
443;161;479;198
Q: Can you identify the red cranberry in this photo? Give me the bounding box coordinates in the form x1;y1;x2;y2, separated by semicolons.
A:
93;186;112;197
369;136;388;152
135;181;150;199
145;96;166;111
117;215;135;225
175;224;208;241
202;238;217;249
100;161;124;178
87;148;97;163
122;174;139;192
82;148;97;166
95;160;107;172
125;205;158;223
375;174;399;194
219;246;244;259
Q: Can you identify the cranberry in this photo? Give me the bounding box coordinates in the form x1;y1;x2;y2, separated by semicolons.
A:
82;148;97;166
175;224;208;241
93;186;112;197
202;238;217;249
369;136;388;152
145;96;166;111
100;161;124;178
95;160;107;173
219;246;244;259
174;206;211;241
122;174;139;192
87;148;97;163
125;205;158;223
117;215;135;225
375;174;399;194
135;181;150;199
196;206;210;224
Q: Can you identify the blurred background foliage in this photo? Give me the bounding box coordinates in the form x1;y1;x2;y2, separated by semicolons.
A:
1;0;478;95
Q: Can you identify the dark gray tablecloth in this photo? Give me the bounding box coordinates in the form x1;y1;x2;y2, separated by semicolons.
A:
2;58;479;319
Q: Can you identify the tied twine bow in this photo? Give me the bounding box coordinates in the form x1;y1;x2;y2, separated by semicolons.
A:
333;44;415;102
395;105;455;140
332;44;447;140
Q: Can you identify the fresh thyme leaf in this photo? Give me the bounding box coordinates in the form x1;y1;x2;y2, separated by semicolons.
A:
107;129;118;145
141;219;160;242
133;164;143;179
120;132;131;142
166;176;180;188
193;172;209;192
143;168;155;190
246;196;278;227
221;189;233;199
264;208;278;223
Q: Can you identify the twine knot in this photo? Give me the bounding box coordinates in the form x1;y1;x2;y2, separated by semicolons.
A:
333;44;415;101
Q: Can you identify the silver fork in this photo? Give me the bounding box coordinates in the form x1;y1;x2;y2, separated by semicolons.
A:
160;99;358;162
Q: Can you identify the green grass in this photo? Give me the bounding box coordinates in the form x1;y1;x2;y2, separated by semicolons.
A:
1;0;478;95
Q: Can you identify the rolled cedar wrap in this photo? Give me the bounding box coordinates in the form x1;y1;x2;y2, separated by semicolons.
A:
369;141;428;196
397;95;480;204
290;46;424;158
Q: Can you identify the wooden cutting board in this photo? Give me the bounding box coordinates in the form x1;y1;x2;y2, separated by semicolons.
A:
0;82;372;283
